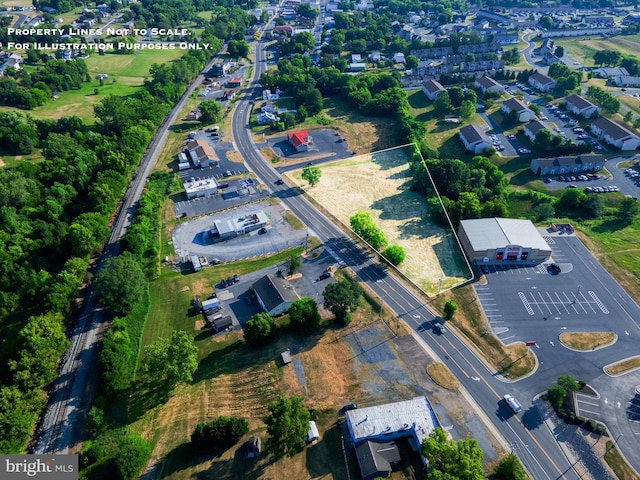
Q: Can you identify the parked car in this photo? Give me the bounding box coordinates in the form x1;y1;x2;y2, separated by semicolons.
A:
517;148;531;154
548;263;561;274
233;274;239;283
319;271;331;280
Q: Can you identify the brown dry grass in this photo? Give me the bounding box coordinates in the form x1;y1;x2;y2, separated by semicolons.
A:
432;286;536;378
426;363;459;390
259;146;277;162
604;356;640;376
291;151;470;293
226;149;245;164
559;332;616;351
604;440;640;480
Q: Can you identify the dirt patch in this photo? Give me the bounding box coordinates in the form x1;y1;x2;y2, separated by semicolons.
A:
292;148;470;293
226;149;244;164
0;159;5;167
195;320;205;330
604;356;640;376
259;146;277;162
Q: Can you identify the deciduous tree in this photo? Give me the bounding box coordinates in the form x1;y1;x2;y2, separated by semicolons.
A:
199;99;222;125
142;330;198;390
421;427;484;480
265;395;311;458
191;416;249;452
301;165;321;186
244;312;276;346
382;245;406;266
288;298;321;333
323;279;363;325
94;253;147;315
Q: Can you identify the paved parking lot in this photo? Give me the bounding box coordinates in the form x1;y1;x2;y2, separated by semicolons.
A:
264;128;351;161
172;201;308;262
473;230;634;347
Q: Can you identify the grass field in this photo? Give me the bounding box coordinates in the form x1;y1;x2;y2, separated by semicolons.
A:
290;146;471;293
0;49;185;125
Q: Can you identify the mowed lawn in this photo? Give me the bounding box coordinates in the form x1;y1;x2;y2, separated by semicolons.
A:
291;146;471;292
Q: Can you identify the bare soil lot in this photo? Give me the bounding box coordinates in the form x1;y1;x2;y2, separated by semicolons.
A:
290;147;471;292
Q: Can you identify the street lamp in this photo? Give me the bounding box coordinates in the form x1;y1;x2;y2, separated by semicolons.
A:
572;285;581;304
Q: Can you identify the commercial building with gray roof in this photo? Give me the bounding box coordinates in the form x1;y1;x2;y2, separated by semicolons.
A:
458;218;552;265
252;274;298;316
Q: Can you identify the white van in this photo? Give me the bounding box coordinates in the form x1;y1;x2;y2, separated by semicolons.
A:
503;394;522;414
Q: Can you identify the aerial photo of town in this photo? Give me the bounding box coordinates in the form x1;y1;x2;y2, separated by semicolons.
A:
2;0;640;479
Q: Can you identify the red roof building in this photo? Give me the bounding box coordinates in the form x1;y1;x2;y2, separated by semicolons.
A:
288;131;310;152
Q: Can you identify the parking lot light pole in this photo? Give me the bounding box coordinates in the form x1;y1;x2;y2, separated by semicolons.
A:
572;285;582;304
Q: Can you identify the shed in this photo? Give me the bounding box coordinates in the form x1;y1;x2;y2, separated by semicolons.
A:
212;316;233;332
281;349;292;365
305;421;319;443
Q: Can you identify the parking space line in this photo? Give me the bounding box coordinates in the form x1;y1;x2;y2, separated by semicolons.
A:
589;291;610;314
577;399;599;407
535;291;554;314
578;408;601;416
519;292;535;315
554;292;571;313
544;291;563;314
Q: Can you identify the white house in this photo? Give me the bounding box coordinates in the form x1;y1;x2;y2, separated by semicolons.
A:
459;124;493;154
257;112;277;125
590;117;640;151
564;94;600;119
252;274;298;316
501;98;535;122
368;51;381;62
474;76;505;94
530;154;605;176
421;79;446;101
393;52;406;64
524;120;549;142
528;72;556;92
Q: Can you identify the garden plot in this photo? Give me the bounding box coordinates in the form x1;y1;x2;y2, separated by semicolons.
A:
292;146;470;292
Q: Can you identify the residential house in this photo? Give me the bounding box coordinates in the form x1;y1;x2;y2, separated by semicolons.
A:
528;73;556;92
474;76;505;94
524;121;549;142
593;67;629;79
368;51;381;62
393;52;405;64
257;112;277;125
459;124;492;154
273;25;294;35
0;52;23;74
591;117;640;151
610;75;640;87
421;79;446;101
351;54;362;63
261;101;277;113
226;77;242;88
288;131;310;152
530;154;605;176
564;94;600;118
252;274;298;316
501;98;535;122
349;62;366;71
355;441;401;480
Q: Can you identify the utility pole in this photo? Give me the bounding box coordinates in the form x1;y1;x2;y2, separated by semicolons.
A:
572;285;581;304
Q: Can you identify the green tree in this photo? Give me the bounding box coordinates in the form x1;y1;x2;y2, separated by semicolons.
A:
265;395;311;458
323;279;363;325
191;416;249;452
142;330;198;390
287;254;302;276
227;39;250;58
94;253;147;315
434;90;452;113
546;384;566;410
557;374;580;392
448;87;465;108
349;211;388;250
406;55;419;69
421;427;484;480
114;434;152;480
539;15;553;29
288;297;321;333
554;46;564;58
382;245;406;266
199;99;222;125
617;197;640;226
533;202;555;222
534;129;554;151
301;165;321;186
493;453;526;480
443;300;458;318
244;312;276;346
459;100;476;121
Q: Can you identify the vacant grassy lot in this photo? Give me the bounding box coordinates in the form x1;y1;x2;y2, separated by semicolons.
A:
556;35;640;66
290;147;471;293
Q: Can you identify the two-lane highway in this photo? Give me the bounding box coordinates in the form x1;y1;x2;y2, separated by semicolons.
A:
233;41;581;480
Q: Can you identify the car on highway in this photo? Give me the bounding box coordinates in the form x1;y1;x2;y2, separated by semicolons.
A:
433;321;446;334
275;178;284;185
